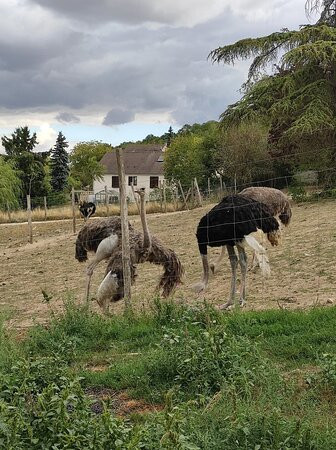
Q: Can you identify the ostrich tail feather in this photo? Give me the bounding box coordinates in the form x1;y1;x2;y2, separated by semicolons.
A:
244;235;271;277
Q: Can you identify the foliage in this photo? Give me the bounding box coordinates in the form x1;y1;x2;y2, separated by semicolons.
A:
0;357;137;449
50;132;69;192
209;2;336;174
69;141;112;188
164;122;220;189
218;121;273;188
0;158;21;209
164;134;204;189
1;126;38;157
318;352;336;388
160;325;277;398
3;302;336;448
1;127;50;199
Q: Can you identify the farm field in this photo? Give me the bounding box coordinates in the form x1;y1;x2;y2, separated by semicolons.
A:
1;199;336;448
0;199;335;330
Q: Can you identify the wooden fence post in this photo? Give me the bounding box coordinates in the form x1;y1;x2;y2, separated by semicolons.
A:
159;180;163;212
71;187;76;234
208;178;211;198
6;202;11;222
105;185;109;216
131;183;140;214
171;185;178;211
178;180;188;210
27;194;33;244
219;175;223;195
116;148;132;311
191;180;195;207
194;178;203;206
43;196;47;221
163;179;167;213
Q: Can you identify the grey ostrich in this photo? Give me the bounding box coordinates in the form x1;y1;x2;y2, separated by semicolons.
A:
194;194;280;309
209;187;292;275
75;189;183;314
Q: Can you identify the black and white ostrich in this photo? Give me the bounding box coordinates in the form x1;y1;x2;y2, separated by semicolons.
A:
209;187;292;274
75;189;183;313
194;194;280;309
79;201;96;221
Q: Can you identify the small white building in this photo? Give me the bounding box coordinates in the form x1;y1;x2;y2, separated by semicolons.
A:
93;143;165;202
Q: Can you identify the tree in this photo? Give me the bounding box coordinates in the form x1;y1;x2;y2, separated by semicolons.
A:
1;127;50;199
69;141;112;188
1;126;38;157
0;158;21;209
166;126;174;147
164;123;220;189
209;1;336;177
218;122;274;187
306;1;336;26
50;132;69;192
164;134;204;189
140;134;164;144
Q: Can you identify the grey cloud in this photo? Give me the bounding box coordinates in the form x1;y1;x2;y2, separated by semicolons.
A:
56;112;81;123
30;0;228;26
103;109;135;125
0;0;305;127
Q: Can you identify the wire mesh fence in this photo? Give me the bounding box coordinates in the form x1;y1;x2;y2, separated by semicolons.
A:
1;165;336;329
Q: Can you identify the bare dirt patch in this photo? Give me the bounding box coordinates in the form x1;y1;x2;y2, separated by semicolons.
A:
85;387;163;417
1;200;336;328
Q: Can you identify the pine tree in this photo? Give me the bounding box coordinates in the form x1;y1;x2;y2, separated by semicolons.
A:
209;1;336;172
1;126;50;198
1;126;38;156
167;126;174;147
50;132;69;192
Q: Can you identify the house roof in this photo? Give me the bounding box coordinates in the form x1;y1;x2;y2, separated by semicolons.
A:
100;144;165;175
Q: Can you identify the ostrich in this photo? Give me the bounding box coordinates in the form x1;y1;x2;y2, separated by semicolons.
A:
79;201;96;221
194;194;280;309
209;187;292;275
75;189;183;313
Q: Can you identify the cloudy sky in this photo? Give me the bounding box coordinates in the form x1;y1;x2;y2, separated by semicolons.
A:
0;0;315;152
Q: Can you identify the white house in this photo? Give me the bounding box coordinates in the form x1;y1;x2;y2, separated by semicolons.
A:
93;143;166;202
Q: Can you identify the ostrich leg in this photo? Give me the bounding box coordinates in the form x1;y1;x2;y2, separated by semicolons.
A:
193;254;210;293
237;245;248;306
218;245;238;310
210;246;225;274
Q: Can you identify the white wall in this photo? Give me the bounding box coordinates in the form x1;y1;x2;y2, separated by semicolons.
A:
93;174;165;201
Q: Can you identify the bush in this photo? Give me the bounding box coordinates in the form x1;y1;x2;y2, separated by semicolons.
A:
0;354;138;449
159;325;278;398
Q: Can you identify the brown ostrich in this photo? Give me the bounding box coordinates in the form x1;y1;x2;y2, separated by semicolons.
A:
75;189;183;314
209;187;292;275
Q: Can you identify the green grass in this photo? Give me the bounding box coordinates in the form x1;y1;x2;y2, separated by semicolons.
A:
2;299;336;448
226;307;336;366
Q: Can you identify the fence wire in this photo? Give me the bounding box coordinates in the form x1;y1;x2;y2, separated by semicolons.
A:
1;165;336;322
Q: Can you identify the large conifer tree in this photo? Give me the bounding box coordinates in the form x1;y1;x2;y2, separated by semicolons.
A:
209;1;336;174
1;126;50;198
50;132;69;192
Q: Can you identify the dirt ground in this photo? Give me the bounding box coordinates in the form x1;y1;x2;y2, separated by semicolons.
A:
0;200;335;329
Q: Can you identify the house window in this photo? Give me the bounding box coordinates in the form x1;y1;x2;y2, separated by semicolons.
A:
112;176;119;188
128;176;137;186
150;176;159;189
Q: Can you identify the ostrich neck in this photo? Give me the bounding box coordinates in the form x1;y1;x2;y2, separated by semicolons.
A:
140;195;151;250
